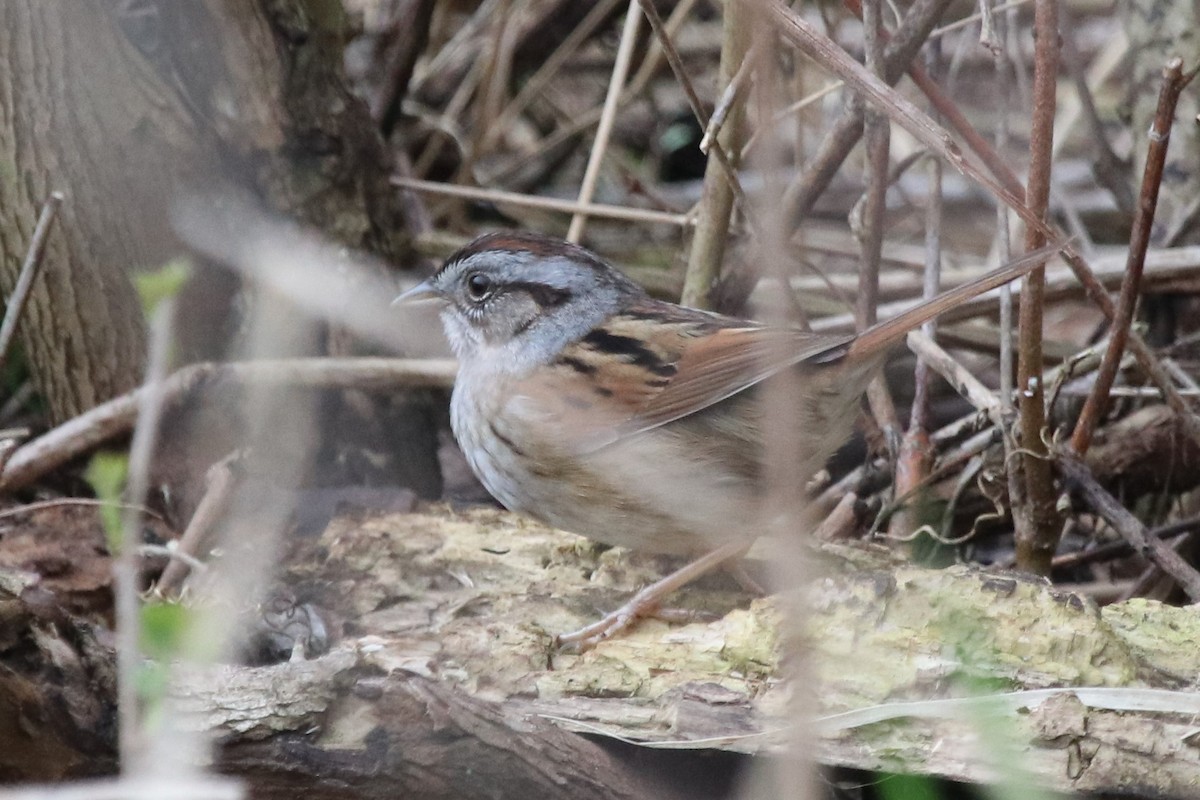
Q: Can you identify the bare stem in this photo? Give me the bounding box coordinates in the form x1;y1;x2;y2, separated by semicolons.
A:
782;0;956;223
889;41;944;540
636;0;746;206
1057;449;1200;601
0;358;457;493
1012;0;1061;576
992;3;1025;555
680;0;752;308
0;192;63;374
1070;58;1193;455
484;0;626;150
392;176;691;227
117;299;177;771
567;0;643;243
857;0;902;442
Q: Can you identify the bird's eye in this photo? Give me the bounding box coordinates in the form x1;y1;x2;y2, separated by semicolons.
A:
465;272;493;301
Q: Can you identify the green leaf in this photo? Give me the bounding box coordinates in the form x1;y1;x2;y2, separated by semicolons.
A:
658;121;697;153
140;601;193;661
84;452;128;551
877;773;942;800
134;259;191;316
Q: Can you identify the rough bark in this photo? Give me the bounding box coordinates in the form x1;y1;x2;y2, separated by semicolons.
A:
0;2;180;422
0;1;416;414
0;570;117;781
0;1;441;514
4;507;1200;797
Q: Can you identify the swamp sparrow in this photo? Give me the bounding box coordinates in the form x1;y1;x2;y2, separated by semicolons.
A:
399;232;1051;645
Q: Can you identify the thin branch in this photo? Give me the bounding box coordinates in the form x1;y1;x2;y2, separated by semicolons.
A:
1060;10;1134;215
1070;58;1192;455
977;0;1001;53
391;176;692;227
771;80;844;122
480;0;702;189
770;0;1198;459
117;299;176;771
636;0;747;205
701;45;755;154
933;0;1034;36
913;146;944;431
906;331;1002;420
890;53;945;541
1012;0;1061;575
375;0;436;138
857;0;902;448
886;19;1200;449
484;0;626;150
857;0;889;333
0;358;457;494
413;59;483;178
1051;516;1200;570
991;2;1024;561
567;0;643;243
680;0;753;308
155;451;240;598
781;0;956;223
466;0;521;175
1057;449;1200;602
410;0;502;92
0;192;63;374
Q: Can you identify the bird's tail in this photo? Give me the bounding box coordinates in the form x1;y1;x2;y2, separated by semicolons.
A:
844;242;1063;361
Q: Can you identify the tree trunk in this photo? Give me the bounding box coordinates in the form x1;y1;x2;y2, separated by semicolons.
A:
0;1;191;422
0;0;441;510
0;0;418;422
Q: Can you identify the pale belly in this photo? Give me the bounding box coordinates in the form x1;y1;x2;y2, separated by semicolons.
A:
450;381;757;555
447;359;873;556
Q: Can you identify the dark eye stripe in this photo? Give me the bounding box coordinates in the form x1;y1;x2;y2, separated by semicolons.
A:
503;281;572;308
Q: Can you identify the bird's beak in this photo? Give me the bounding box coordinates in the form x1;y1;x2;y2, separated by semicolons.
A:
392;279;440;307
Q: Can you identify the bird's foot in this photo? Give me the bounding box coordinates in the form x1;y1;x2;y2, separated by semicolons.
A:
555;541;750;651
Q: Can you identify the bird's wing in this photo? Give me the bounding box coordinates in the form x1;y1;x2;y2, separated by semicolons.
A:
553;241;1062;445
530;301;854;450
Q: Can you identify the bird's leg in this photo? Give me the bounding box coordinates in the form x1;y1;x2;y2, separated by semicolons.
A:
723;559;766;595
556;541;752;650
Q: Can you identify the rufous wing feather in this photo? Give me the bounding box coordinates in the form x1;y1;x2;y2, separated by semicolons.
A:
543;241;1060;450
542;305;856;447
626;326;854;433
618;241;1061;437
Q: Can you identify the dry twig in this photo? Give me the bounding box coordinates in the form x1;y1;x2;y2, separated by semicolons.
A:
567;0;642;243
392;176;691;227
1070;58;1195;455
855;0;902;449
1057;449;1200;601
773;1;1200;459
155;452;241;598
0;359;457;494
680;0;752;308
781;0;956;223
1011;0;1061;575
0;192;62;374
636;0;746;204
